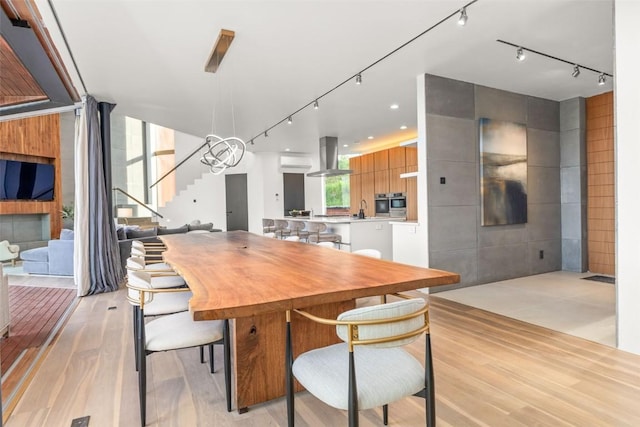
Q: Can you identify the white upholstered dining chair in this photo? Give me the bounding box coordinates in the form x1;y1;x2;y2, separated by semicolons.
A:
127;270;231;425
285;296;434;427
352;249;382;259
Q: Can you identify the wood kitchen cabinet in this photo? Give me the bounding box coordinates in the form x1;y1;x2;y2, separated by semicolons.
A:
360;172;375;217
374;150;388;171
405;164;418;220
389;166;406;194
405;146;417;167
389;147;406;168
350;145;418;219
349;156;361;174
349;173;362;216
360;153;375;173
374;169;389;194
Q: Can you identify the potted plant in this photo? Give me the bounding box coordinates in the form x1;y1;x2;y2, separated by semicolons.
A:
61;204;74;229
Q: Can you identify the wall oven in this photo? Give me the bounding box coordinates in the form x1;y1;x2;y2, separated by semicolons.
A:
374;193;390;216
388;192;407;218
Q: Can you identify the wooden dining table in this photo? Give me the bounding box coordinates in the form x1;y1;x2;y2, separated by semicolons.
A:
160;231;459;412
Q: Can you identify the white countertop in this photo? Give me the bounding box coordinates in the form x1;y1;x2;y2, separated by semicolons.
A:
390;220;419;226
280;216;402;224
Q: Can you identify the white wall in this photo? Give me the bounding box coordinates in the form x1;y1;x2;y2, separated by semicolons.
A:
392;74;429;270
158;148;320;235
615;0;640;354
173;130;210;194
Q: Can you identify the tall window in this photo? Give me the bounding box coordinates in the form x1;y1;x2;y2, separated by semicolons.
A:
112;117;176;218
124;117;146;205
148;124;175;208
324;155;351;215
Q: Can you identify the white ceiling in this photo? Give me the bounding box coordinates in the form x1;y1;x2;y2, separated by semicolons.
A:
38;0;614;156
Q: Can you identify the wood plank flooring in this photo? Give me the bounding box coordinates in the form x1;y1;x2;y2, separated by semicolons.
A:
6;289;640;426
1;286;76;374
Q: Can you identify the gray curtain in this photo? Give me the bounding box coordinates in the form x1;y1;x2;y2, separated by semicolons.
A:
81;95;123;294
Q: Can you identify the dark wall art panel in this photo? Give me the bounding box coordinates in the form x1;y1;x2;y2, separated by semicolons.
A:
479;118;528;226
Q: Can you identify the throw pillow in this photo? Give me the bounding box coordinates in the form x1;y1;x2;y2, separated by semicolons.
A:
188;222;213;232
127;228;158;239
157;224;189;235
116;226;126;240
60;229;74;240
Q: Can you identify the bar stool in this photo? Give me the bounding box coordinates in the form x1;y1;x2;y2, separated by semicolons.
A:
306;222;341;245
288;221;310;242
262;218;276;234
274;219;291;239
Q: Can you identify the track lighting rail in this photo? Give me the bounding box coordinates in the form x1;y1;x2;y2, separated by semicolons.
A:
247;0;479;146
496;39;613;78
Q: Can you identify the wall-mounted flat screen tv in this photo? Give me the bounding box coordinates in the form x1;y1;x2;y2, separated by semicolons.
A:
0;159;55;201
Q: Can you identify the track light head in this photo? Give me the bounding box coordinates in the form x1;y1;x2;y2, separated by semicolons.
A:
516;47;525;61
572;65;580;78
598;73;606;85
355;74;362;85
287;116;292;124
250;139;254;145
264;130;268;137
313;100;319;109
457;7;468;26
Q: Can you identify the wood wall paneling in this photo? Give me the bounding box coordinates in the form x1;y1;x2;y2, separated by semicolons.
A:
586;92;614;276
0;115;62;239
374;150;389;171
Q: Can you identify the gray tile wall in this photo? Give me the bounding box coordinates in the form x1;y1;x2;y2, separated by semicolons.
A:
560;97;587;272
111;115;129;213
0;214;50;251
423;74;563;289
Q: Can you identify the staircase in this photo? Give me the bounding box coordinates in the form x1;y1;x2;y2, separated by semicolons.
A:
158;170;226;228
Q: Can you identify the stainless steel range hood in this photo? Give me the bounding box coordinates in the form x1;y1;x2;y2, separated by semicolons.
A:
307;136;353;177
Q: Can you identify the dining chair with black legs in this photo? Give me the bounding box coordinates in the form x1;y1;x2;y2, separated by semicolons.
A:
285;295;434;427
127;271;232;425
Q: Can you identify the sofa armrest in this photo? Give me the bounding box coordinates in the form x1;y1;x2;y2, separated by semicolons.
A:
48;239;74;276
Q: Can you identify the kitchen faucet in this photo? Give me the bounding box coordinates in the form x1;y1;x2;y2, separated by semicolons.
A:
358;199;367;219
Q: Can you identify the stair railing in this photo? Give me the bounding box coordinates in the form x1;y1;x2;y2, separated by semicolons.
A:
112;187;164;219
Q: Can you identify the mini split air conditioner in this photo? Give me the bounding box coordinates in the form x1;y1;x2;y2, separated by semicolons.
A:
279;155;312;169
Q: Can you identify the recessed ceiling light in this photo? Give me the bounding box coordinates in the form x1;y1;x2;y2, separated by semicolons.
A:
285;148;290;152
390;104;399;110
400;125;407;130
343;144;349;148
367;136;374;140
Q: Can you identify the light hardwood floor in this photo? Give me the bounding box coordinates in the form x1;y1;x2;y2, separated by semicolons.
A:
6;287;640;426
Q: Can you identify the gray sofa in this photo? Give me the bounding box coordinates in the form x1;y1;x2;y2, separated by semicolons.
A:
117;223;220;272
21;229;75;276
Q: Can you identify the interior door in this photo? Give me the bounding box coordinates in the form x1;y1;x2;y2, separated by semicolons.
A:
225;173;248;231
283;173;305;216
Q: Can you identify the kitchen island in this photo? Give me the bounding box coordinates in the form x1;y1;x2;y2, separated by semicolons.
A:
279;216;400;259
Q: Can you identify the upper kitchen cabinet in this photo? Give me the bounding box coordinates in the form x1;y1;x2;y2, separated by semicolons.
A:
349;156;361;174
374;150;389;171
360;153;375;173
405;147;417;167
388;147;406;168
